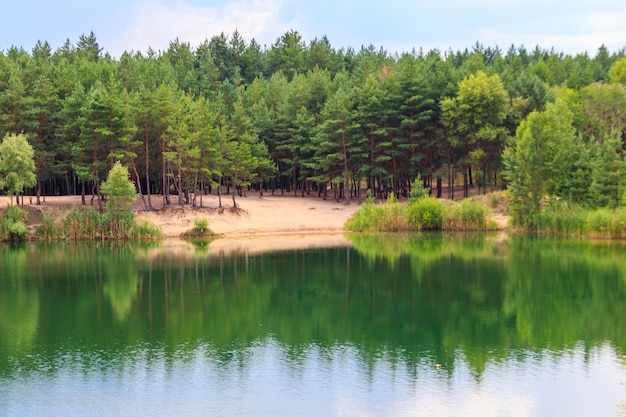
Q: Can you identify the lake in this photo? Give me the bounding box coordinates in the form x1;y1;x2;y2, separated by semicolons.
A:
0;233;624;417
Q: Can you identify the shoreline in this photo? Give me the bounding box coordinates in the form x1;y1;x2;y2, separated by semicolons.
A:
0;192;361;238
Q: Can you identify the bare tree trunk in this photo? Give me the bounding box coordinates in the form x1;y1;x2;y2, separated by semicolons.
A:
217;180;222;208
145;122;153;210
130;157;148;210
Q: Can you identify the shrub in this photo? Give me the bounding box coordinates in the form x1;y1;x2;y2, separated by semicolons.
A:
409;175;429;203
444;200;489;231
131;219;162;240
407;198;445;230
345;195;383;231
181;216;214;238
193;217;209;234
36;213;60;241
1;205;28;241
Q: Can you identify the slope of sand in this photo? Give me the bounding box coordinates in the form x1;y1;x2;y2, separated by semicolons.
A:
137;192;360;237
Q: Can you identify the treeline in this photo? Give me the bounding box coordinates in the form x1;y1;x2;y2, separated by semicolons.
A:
1;30;626;209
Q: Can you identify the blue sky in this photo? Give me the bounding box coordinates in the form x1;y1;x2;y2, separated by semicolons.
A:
3;0;626;57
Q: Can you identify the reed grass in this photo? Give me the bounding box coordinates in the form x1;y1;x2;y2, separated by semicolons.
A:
345;196;491;232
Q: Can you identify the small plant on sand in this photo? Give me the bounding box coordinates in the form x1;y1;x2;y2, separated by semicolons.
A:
182;217;215;238
192;217;210;234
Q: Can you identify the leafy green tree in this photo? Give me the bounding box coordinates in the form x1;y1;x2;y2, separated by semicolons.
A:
608;57;626;85
314;72;361;202
0;133;37;205
503;100;576;227
441;71;509;196
101;161;137;212
579;82;626;142
588;137;626;208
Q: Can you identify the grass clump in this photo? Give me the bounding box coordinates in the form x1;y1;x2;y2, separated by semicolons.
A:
523;199;626;238
345;192;492;233
50;207;161;241
36;212;60;241
444;200;490;231
181;216;216;238
407;197;445;230
345;193;411;232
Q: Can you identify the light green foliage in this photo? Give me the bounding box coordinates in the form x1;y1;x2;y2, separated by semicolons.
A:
0;205;28;241
409;175;429;202
101;161;137;212
407;197;445;230
608;57;626;85
444;200;489;231
0;133;37;204
503;99;576;228
192;217;209;234
533;199;626;238
36;213;58;241
345;194;489;232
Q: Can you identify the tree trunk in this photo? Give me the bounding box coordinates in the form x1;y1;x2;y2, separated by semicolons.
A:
142;122;153;209
130;157;148;210
217;180;222;208
161;136;168;207
436;176;442;198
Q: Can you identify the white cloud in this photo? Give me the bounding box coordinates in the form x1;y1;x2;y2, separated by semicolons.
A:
110;0;295;56
437;9;626;55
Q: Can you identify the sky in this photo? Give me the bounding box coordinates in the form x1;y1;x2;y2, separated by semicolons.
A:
2;0;626;57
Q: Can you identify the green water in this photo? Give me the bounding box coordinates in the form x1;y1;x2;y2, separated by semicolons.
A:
0;233;624;417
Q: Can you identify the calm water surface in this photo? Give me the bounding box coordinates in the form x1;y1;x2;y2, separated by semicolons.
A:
0;233;624;417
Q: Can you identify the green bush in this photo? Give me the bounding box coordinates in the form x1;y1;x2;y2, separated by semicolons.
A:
193;217;209;234
60;207;160;241
181;216;214;238
36;213;59;241
345;199;380;231
1;205;28;241
534;200;586;235
444;200;489;231
346;194;492;232
586;207;626;238
131;219;162;240
407;197;445;230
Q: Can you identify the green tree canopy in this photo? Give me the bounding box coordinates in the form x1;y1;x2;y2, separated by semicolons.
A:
503;99;577;227
100;161;137;212
0;133;36;205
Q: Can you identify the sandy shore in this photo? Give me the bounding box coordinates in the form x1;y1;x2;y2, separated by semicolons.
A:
0;192;360;238
0;192;509;254
136;192;360;237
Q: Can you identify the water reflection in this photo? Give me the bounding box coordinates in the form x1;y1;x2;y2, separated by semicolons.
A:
0;234;624;417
